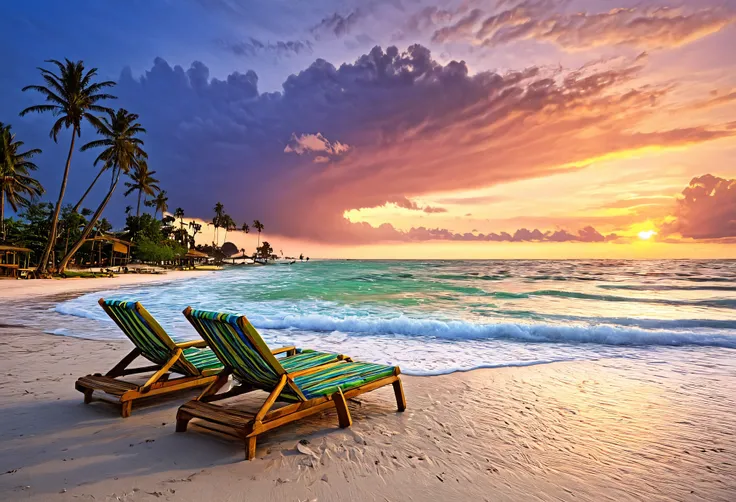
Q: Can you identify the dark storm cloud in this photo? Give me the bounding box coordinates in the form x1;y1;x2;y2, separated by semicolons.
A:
311;10;363;38
219;38;313;58
71;44;734;244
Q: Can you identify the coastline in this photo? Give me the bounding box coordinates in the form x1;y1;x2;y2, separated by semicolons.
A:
0;270;213;301
1;278;735;501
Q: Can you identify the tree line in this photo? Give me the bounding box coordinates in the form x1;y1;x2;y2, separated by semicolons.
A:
1;58;282;274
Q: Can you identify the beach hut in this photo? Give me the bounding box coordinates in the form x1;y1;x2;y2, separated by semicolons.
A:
84;235;131;269
180;248;208;269
0;245;33;279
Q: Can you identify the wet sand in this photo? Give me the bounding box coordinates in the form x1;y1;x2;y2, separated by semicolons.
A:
0;276;734;501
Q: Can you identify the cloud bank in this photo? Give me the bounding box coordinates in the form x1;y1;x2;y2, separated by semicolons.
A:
661;174;736;239
108;44;733;244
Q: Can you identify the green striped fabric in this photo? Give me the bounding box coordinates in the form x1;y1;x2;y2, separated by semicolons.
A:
182;347;225;371
280;350;341;373
186;309;398;401
102;300;222;376
187;309;284;389
292;361;396;400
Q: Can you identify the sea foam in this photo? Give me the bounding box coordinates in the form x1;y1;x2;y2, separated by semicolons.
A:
54;301;736;349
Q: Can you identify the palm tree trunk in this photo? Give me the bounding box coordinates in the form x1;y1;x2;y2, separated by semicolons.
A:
38;128;77;274
64;223;70;256
1;190;5;242
136;190;142;217
58;169;120;273
73;167;105;213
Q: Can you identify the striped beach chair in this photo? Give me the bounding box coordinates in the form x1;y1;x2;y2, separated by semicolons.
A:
74;299;225;417
176;307;406;460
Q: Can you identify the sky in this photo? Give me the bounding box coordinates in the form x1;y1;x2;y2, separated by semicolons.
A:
2;0;736;258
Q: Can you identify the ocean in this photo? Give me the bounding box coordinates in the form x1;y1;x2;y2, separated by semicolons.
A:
43;259;736;376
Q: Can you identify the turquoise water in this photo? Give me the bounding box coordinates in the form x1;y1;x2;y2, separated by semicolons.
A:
50;260;736;375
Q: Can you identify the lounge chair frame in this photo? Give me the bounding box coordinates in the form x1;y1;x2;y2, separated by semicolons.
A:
176;307;406;460
75;299;222;417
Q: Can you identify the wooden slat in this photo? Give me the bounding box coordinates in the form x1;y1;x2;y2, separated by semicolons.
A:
76;375;138;395
120;375;217;401
179;401;256;430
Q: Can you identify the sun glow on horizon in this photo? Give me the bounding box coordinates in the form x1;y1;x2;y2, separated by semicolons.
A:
638;230;657;240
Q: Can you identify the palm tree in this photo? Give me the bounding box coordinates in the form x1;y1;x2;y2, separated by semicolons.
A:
146;190;168;219
123;160;159;216
0;123;44;241
241;222;249;234
20;59;116;273
189;221;201;248
253;219;264;249
213;202;224;246
174;207;184;228
57;108;146;273
221;214;236;243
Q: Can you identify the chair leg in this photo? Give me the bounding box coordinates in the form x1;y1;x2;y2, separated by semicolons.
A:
393;379;406;412
121;400;133;418
246;436;257;460
83;389;93;404
333;388;352;428
176;411;192;432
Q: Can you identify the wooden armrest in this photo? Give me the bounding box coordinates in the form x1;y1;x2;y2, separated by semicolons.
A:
176;339;207;349
271;346;297;356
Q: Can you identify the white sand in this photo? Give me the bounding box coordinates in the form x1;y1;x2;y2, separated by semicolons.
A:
0;271;212;301
1;276;734;501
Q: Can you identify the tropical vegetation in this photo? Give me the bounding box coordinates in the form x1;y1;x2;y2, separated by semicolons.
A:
0;122;44;241
2;57;292;274
20;58;115;273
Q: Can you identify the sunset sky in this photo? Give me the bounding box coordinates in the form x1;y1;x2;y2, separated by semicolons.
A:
2;0;735;258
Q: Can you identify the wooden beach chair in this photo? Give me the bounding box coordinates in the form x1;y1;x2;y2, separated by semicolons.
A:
74;299;227;417
176;307;406;460
75;299;345;417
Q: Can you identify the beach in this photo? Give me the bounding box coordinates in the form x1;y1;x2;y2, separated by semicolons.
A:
1;268;735;501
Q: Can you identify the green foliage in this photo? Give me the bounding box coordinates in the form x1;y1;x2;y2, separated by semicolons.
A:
59;204;88;250
0;122;44;241
134;238;187;263
7;202;54;258
161;215;176;239
256;240;274;260
124;214;186;263
124;214;162;243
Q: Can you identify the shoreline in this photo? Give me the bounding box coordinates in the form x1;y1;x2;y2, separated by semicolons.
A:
0;270;213;301
1;277;735;501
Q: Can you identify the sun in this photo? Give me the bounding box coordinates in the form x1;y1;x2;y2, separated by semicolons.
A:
638;230;657;240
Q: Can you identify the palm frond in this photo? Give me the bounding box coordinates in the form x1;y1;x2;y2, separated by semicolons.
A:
86;81;117;93
80;139;111;151
50;116;68;142
18;104;59;116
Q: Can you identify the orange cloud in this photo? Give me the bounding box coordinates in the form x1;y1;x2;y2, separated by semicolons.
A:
473;2;735;50
660;174;736;239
